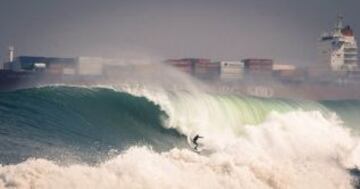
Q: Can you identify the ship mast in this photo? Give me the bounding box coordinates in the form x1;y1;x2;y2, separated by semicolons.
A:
334;14;343;34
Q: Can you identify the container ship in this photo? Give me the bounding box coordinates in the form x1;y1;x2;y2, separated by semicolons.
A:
0;15;360;100
164;15;360;100
0;51;106;91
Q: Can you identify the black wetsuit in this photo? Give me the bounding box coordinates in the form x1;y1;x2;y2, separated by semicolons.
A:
192;135;203;150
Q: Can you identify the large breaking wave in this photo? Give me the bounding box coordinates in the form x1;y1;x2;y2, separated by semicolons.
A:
0;85;360;189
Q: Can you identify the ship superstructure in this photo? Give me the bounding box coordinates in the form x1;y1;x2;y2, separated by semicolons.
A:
319;15;358;71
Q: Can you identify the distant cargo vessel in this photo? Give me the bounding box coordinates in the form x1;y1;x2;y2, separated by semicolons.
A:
164;15;360;100
0;15;359;100
0;53;102;90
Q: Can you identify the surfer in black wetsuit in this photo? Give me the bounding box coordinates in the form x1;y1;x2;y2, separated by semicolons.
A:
192;134;203;151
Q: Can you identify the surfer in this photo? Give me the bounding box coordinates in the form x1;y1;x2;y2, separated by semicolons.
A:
192;134;203;151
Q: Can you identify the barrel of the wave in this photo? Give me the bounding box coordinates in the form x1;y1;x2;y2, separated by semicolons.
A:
0;86;186;164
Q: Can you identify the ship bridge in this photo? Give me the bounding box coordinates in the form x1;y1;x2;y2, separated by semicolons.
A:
319;15;358;72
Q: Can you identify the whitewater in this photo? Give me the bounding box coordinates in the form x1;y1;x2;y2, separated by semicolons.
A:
0;84;360;189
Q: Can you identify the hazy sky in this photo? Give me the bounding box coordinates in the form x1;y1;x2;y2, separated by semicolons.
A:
0;0;359;66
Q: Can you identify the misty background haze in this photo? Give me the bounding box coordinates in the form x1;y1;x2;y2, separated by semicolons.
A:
0;0;359;66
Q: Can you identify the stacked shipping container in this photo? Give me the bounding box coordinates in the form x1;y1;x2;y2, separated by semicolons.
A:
219;61;244;80
242;59;273;71
165;58;220;79
165;59;193;74
193;59;219;79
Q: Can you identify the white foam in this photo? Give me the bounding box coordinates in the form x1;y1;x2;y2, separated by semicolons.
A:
0;111;359;189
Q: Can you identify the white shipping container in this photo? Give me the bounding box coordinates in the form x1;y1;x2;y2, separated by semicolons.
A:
220;61;244;79
77;57;103;75
273;64;296;71
63;68;76;75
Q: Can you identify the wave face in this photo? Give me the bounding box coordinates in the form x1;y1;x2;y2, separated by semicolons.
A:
321;100;360;129
0;86;184;164
0;86;360;189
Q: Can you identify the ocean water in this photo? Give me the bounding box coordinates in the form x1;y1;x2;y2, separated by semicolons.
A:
0;85;360;189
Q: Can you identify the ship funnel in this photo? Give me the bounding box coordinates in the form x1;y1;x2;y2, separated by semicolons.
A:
8;46;14;62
